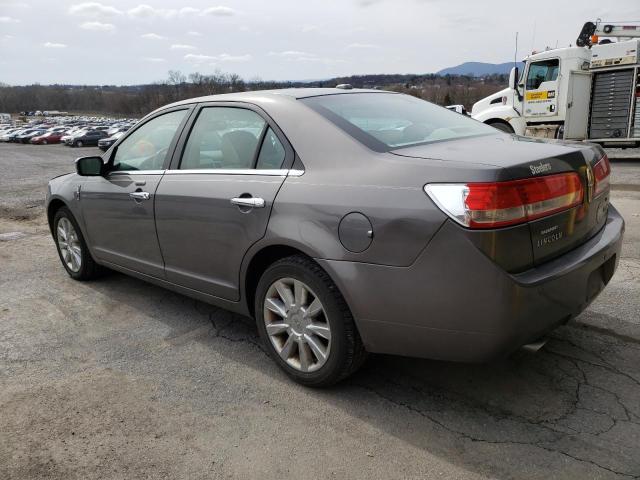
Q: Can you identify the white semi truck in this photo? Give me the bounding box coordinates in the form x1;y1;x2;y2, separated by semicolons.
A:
471;21;640;146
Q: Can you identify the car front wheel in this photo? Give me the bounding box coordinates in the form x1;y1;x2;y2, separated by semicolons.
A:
255;255;366;387
53;207;102;280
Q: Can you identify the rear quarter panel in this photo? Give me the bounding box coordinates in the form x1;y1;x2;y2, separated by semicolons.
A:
256;96;451;266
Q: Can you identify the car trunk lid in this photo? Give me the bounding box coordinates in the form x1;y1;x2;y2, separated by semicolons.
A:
393;134;611;269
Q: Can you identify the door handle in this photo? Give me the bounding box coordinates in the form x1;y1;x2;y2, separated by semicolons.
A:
230;197;265;208
129;191;150;201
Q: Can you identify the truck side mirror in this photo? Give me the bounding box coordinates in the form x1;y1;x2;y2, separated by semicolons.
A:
509;67;519;90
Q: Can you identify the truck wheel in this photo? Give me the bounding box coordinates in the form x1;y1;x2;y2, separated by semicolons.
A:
488;121;514;134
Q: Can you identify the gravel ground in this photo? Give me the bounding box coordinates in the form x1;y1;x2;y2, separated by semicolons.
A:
1;143;639;479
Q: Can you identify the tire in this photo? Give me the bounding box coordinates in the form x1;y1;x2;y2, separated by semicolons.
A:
53;207;102;280
42;139;47;145
76;140;83;147
488;121;514;134
255;255;367;387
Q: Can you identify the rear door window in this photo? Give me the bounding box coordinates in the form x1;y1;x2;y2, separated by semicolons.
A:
180;107;267;170
256;127;286;169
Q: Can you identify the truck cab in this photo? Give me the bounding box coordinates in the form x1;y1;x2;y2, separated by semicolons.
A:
471;47;591;137
472;30;640;146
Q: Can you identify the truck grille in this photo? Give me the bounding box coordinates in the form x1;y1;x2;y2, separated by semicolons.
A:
588;69;634;139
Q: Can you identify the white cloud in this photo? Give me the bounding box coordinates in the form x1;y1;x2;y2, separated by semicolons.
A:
269;50;315;58
127;4;158;18
346;43;379;49
141;33;165;40
268;50;344;65
127;4;182;19
0;16;20;23
179;7;200;16
43;42;67;48
184;53;217;64
80;21;116;31
68;2;122;17
171;44;196;51
187;31;202;36
201;6;236;16
182;52;251;65
143;57;166;63
218;53;252;62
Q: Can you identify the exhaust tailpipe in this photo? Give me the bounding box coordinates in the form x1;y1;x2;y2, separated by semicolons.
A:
521;337;548;353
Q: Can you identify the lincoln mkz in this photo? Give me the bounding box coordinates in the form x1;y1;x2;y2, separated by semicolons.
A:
46;89;624;386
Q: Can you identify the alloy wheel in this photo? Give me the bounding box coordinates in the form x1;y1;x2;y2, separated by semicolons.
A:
56;217;82;272
263;278;331;372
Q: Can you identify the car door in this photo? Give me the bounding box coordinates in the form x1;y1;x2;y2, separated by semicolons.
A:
523;58;560;119
155;103;295;301
79;107;192;277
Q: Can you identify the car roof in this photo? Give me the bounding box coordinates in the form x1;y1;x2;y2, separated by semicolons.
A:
154;87;396;114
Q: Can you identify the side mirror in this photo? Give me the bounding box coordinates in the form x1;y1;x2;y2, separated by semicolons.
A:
75;156;104;176
509;66;519;90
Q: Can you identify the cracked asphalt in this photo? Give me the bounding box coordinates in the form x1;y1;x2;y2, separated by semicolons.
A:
1;143;639;479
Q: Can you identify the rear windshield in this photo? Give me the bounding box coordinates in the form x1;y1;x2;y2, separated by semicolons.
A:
301;92;496;152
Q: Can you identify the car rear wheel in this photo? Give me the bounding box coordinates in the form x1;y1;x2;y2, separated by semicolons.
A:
255;255;366;387
53;207;102;280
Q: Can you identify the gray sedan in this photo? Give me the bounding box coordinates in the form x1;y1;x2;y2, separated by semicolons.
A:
46;88;624;386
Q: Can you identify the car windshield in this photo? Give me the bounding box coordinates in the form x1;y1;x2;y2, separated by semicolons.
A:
301;92;496;152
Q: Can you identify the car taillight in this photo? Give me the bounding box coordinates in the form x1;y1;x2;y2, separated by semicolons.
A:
425;172;584;229
592;154;611;197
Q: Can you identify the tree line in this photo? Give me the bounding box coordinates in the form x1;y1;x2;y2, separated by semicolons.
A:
0;70;509;116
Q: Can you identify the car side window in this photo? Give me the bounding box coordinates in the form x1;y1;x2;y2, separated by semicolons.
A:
256;127;286;169
180;107;267;170
112;109;187;171
526;59;559;90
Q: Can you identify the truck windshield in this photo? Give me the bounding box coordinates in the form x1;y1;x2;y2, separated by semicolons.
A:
301;92;496;152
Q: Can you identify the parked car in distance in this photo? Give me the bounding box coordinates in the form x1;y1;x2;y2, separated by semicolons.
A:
65;130;108;147
0;128;22;141
15;129;46;143
60;128;86;144
46;88;623;386
106;125;131;136
31;131;65;145
98;131;124;151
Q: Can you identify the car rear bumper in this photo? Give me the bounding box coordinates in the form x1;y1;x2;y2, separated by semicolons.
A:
318;205;624;362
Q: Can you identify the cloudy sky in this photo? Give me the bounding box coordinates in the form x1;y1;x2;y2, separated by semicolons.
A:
0;0;638;85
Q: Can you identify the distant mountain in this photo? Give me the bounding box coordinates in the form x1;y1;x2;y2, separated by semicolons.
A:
436;62;524;77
